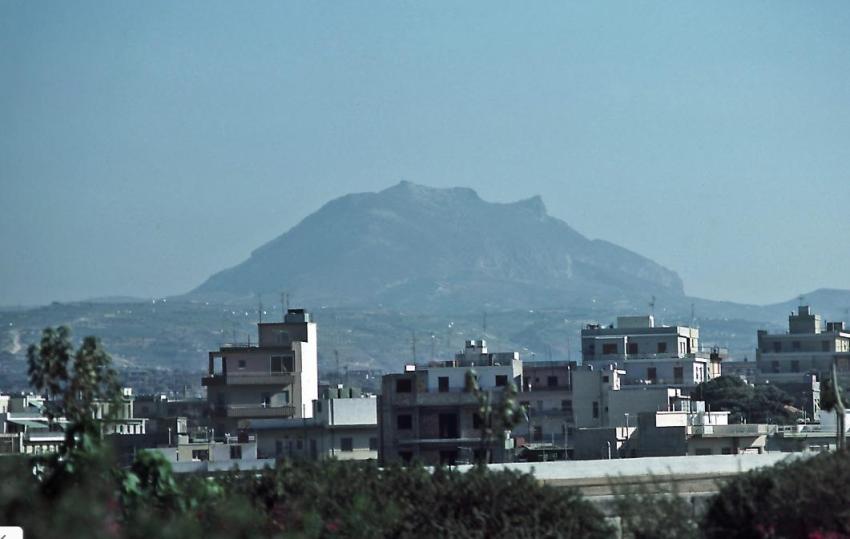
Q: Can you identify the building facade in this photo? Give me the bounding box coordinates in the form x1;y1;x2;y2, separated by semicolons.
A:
581;315;722;387
378;340;522;466
756;305;850;376
203;309;318;435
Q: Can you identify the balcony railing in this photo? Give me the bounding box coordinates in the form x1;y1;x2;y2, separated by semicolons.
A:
203;372;294;386
212;404;297;418
689;424;771;437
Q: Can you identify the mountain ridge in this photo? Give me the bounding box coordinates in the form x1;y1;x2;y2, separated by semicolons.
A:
191;181;686;312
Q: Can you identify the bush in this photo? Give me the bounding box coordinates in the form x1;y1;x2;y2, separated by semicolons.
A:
702;451;850;539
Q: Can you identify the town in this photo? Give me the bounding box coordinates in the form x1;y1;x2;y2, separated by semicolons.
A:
3;304;845;473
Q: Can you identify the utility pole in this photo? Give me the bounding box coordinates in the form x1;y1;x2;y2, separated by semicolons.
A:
257;294;263;324
411;330;417;364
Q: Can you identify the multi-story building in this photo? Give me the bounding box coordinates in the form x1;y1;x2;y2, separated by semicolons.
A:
378;340;522;466
247;386;378;460
203;309;318;435
581;315;722;387
515;361;575;459
756;305;850;376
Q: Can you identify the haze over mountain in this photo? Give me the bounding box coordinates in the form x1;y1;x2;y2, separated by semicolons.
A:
192;182;685;312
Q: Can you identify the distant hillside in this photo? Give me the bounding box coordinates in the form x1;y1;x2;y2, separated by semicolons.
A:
192;182;685;312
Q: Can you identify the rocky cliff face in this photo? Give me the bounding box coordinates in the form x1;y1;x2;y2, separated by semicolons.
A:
192;181;685;311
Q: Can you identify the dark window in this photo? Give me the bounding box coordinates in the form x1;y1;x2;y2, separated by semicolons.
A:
315;400;322;412
275;440;283;456
673;367;684;384
823;341;831;352
261;393;271;406
587;344;595;355
495;375;508;387
561;400;572;412
399;451;413;464
627;343;638;354
791;360;800;373
657;342;668;353
592;401;599;419
547;376;558;388
397;414;413;430
647;368;657;381
602;343;618;355
792;341;801;351
602;375;609;383
296;439;303;450
238;359;246;369
230;445;242;460
340;437;353;452
369;437;378;451
473;413;483;429
438;377;449;392
533;426;543;442
396;379;413;393
721;447;732;455
271;356;283;373
772;361;780;373
192;449;209;461
438;413;459;439
773;342;781;353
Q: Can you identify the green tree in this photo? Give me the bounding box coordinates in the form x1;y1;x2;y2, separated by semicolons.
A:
695;375;797;424
466;368;525;466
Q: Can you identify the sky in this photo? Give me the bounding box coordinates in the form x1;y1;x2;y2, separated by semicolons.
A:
2;1;849;307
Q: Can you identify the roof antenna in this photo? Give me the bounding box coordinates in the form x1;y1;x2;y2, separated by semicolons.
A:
257;293;263;324
649;295;656;318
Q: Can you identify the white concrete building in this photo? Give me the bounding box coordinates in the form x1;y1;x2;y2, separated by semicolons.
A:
581;315;722;387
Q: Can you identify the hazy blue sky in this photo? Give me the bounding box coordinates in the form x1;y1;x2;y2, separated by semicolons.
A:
2;2;849;306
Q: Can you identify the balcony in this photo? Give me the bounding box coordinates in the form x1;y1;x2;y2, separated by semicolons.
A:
202;372;294;386
689;424;771;438
212;404;297;419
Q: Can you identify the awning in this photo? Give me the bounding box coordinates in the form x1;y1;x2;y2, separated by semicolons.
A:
7;419;49;429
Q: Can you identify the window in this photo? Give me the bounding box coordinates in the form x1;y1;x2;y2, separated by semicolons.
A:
271;356;283;373
657;342;667;353
627;342;638;354
602;375;609;383
396;379;413;393
473;413;483;429
772;361;780;373
602;343;618;355
773;342;781;353
547;376;558;388
495;375;508;387
823;341;831;352
397;414;413;430
261;393;271;406
230;445;242;460
533;426;543;442
721;447;732;455
647;367;657;382
592;401;599;419
438;413;459;439
369;437;378;451
275;440;283;456
238;359;246;369
192;449;209;462
340;437;353;452
296;439;303;450
587;344;595;355
673;367;683;384
792;341;801;351
791;360;800;373
561;400;572;412
438;376;449;392
399;451;413;464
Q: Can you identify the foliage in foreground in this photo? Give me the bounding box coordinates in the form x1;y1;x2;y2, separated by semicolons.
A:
702;451;850;539
0;452;612;539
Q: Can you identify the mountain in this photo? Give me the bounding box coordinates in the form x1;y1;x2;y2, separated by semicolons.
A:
191;181;685;312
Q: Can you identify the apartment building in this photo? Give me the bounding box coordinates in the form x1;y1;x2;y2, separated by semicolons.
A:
581;315;722;387
247;386;378;460
756;305;850;376
203;309;318;434
378;340;522;466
